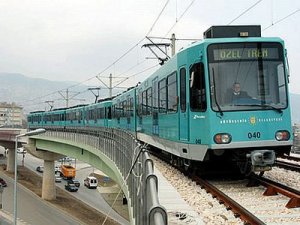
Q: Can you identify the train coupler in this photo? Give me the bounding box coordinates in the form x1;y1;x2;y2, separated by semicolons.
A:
247;150;275;172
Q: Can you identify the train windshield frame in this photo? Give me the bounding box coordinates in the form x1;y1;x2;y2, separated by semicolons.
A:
207;42;288;112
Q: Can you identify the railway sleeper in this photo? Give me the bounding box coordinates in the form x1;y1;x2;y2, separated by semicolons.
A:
263;186;300;208
251;175;300;208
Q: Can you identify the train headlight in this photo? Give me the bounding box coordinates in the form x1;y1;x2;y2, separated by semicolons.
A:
214;133;232;144
275;130;290;141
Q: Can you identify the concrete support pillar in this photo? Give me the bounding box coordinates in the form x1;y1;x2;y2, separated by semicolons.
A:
42;160;56;200
6;148;15;173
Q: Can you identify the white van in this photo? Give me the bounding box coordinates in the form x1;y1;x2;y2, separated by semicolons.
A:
84;176;98;189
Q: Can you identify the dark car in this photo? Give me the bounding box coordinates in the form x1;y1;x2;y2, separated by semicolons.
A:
0;178;7;187
36;166;44;173
65;183;78;192
67;179;80;187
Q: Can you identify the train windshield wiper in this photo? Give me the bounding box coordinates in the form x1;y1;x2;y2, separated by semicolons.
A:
212;68;223;116
235;103;283;113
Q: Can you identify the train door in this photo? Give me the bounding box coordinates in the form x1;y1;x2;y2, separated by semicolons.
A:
189;62;207;143
179;67;189;141
104;106;110;127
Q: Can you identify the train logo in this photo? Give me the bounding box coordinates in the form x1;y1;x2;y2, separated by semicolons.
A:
250;116;256;125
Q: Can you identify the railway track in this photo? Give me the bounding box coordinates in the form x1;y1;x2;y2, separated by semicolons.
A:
207;175;300;224
151;153;300;224
279;154;300;162
276;154;300;172
249;174;300;208
275;160;300;172
193;174;300;224
192;175;265;225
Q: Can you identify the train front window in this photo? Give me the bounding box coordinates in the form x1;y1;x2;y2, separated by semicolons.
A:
208;42;288;112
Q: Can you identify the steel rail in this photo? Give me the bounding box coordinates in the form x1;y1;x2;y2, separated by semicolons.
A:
279;154;300;162
275;160;300;172
192;176;266;225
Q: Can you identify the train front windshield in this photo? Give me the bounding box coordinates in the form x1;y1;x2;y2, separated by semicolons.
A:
208;42;288;112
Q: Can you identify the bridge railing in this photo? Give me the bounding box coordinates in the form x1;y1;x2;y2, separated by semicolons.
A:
40;127;167;225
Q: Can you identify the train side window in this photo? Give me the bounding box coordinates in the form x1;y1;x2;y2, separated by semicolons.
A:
137;89;142;117
190;62;207;112
77;111;82;123
152;77;158;111
107;106;112;119
167;72;177;113
129;98;133;117
142;91;147;115
180;68;186;112
123;100;127;117
146;87;152;115
112;105;116;119
101;108;105;119
158;78;167;113
117;101;121;123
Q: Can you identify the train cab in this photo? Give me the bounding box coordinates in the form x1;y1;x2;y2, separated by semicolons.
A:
185;26;293;172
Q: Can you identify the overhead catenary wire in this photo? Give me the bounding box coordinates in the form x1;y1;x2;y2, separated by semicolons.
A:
24;0;300;111
146;0;171;36
23;0;193;108
163;0;198;38
22;0;172;109
112;63;159;88
263;8;300;31
227;0;263;25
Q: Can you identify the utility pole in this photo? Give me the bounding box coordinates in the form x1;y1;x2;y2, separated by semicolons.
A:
95;73;129;99
58;89;84;108
109;73;112;98
171;33;176;56
66;89;69;108
58;89;69;108
96;74;113;98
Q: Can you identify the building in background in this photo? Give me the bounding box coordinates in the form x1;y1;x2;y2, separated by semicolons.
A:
0;102;23;128
292;124;300;154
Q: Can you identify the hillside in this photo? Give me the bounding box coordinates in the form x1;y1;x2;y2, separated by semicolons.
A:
0;73;96;114
0;72;299;123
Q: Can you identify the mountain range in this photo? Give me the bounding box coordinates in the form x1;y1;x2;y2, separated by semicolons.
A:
0;73;103;114
0;72;299;123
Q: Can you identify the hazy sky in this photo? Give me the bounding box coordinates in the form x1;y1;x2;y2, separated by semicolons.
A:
1;0;300;96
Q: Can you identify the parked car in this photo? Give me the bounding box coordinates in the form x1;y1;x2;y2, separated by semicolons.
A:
84;176;98;189
68;179;80;187
17;147;27;154
58;157;74;162
55;166;60;174
65;183;78;192
36;166;44;173
55;174;62;183
0;178;7;187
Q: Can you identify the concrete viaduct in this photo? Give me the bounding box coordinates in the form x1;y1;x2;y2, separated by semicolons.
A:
0;128;167;225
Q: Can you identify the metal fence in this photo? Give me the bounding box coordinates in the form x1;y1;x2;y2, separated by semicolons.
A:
40;127;167;225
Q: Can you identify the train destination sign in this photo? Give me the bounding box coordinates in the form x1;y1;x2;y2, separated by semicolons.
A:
212;47;279;61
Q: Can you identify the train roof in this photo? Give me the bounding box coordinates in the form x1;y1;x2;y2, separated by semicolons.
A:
67;104;88;109
97;97;113;103
29;110;45;114
203;25;261;39
51;107;68;111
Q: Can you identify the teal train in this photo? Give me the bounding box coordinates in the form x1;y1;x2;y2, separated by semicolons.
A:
28;26;293;174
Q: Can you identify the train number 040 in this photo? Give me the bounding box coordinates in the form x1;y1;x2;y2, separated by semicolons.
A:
248;132;261;139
